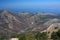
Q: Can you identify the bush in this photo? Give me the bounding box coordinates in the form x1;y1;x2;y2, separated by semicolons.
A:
25;32;35;40
51;29;60;40
36;32;48;40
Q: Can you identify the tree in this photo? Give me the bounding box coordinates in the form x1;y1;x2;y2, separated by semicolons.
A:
51;32;58;40
25;32;35;40
56;29;60;37
51;29;60;40
17;34;25;40
0;33;5;40
36;32;48;40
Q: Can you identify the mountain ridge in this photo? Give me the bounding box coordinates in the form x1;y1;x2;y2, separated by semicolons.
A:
0;10;60;35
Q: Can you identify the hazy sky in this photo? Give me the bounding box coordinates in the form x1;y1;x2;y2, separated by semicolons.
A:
0;0;60;13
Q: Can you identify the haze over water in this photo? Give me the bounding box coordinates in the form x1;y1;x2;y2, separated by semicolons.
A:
0;0;60;14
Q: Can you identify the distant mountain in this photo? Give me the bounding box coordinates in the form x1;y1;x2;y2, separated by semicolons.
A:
0;10;60;35
43;18;60;27
0;10;29;35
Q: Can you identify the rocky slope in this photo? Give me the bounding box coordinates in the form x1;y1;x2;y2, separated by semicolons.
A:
0;10;60;35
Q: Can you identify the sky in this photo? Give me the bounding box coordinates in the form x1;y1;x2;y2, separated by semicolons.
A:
0;0;60;13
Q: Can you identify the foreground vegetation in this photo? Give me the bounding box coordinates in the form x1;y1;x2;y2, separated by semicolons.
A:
0;29;60;40
0;32;48;40
51;29;60;40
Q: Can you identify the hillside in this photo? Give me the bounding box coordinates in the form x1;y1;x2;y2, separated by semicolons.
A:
0;10;60;35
